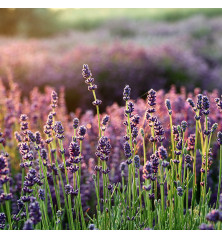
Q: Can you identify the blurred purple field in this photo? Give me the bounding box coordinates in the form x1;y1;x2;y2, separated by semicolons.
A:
0;14;222;111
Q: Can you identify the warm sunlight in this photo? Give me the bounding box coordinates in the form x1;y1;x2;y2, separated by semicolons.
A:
0;8;222;231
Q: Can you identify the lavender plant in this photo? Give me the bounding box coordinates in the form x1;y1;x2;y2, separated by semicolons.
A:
0;65;222;230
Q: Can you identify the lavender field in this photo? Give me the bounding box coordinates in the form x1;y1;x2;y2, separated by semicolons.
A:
1;9;222;230
1;12;222;111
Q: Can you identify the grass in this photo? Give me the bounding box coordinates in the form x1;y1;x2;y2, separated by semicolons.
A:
1;8;222;37
55;8;222;31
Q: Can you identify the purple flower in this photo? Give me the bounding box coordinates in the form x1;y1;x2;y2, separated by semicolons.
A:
82;64;92;79
0;213;6;229
199;223;214;230
143;161;153;180
40;149;47;160
158;146;168;160
29;201;41;225
23;219;34;230
69;141;80;158
123;85;131;101
147;89;156;107
162;161;169;168
35;131;42;145
215;96;222;111
123;141;131;159
92;100;102;106
27;131;36;142
177;186;183;196
187;134;195;151
197;94;203;110
185;154;192;169
102;115;110;126
78;125;87;140
202;95;210;115
38;189;45;201
20;114;28;122
181;121;188;132
51;91;58;109
120;162;126;171
96;136;111;162
142;184;152;191
14;131;22;143
134;155;140;169
210;123;218;134
206;210;219;223
176;139;182;151
187;98;195;108
73;118;79;129
53;121;65;140
165;99;172;114
125;101;134;116
217;132;222;145
132;127;138;139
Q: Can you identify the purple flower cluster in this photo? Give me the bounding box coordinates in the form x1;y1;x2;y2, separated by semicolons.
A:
0;155;9;186
1;63;222;229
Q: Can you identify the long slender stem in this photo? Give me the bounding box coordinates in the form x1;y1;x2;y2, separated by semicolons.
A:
77;140;86;229
203;116;209;206
217;145;222;208
3;184;12;230
192;118;199;208
90;86;102;217
186;168;189;213
169;115;175;161
59;139;75;230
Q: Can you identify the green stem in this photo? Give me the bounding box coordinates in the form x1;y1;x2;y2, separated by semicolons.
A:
77;141;86;229
169;115;175;161
160;162;165;227
3;184;12;230
192;117;199;208
142;134;147;165
203;116;209;206
217;145;222;208
186;168;189;213
59;139;75;230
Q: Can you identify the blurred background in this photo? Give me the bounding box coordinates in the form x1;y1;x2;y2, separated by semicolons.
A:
0;8;222;112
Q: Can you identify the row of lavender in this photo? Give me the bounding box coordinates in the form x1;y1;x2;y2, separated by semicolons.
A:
0;40;221;112
0;65;222;229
